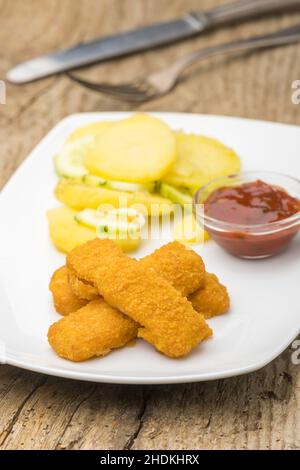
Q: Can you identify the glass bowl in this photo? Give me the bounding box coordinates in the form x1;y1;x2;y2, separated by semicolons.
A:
193;171;300;259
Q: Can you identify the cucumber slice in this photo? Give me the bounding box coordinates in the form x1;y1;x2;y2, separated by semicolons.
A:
159;183;192;206
105;208;146;228
81;175;107;187
74;208;105;229
82;174;155;193
106;180;155;192
54;137;93;178
96;222;140;240
74;208;145;238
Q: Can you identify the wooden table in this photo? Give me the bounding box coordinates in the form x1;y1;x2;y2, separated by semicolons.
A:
0;0;299;450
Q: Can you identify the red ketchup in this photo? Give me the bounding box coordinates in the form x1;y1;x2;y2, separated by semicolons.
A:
204;180;300;258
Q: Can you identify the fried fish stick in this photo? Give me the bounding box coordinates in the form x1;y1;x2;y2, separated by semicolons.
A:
67;241;205;301
49;267;88;315
50;240;123;309
48;299;138;361
49;241;208;361
67;239;212;358
68;269;99;301
189;273;230;319
140;242;205;297
50;240;205;315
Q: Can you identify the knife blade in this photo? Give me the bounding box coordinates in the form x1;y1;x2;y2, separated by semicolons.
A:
6;13;207;84
7;0;300;84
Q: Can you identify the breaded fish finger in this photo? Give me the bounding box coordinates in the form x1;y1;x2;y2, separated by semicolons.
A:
189;273;230;319
50;240;205;315
49;266;88;315
50;240;123;308
68;269;99;301
48;299;138;361
67;241;205;300
67;239;212;358
140;241;205;297
49;241;208;361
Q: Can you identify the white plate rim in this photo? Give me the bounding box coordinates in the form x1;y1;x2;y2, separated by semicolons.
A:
2;328;298;384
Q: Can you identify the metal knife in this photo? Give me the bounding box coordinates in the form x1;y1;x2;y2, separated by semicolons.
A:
7;0;300;84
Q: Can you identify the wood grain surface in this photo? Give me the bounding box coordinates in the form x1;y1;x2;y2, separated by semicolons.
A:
0;0;299;450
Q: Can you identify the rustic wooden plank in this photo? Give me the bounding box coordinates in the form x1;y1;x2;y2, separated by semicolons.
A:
131;349;300;450
55;385;146;450
0;366;48;447
0;0;299;450
1;375;144;449
1;345;298;450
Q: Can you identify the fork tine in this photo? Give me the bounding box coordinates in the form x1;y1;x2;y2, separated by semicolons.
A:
66;73;130;95
99;84;147;98
67;73;151;102
98;84;151;102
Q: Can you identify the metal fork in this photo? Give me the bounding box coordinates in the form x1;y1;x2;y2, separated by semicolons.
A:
68;24;300;103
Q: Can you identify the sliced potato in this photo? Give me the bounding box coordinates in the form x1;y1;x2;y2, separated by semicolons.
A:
173;213;210;245
47;207;97;253
47;207;140;253
130;191;174;217
54;179;173;216
55;179;131;210
85;114;176;183
164;132;241;192
67;121;112;143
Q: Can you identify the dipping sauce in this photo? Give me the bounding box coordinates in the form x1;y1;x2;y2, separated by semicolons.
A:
206;180;300;224
204;179;300;258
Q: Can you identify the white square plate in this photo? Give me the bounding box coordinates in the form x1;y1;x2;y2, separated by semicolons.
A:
0;112;299;384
